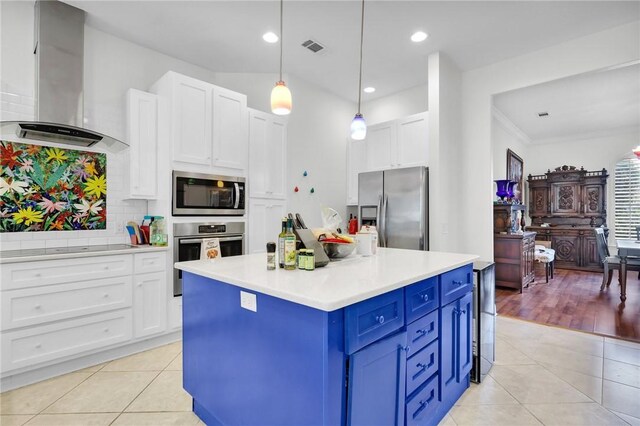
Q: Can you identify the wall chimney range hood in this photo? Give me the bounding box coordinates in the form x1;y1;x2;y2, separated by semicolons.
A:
0;0;128;153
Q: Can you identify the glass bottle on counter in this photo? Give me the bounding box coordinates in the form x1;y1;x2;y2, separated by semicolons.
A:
306;249;315;271
284;218;297;270
278;218;287;268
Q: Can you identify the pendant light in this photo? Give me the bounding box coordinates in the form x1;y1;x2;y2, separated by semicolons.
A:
634;145;640;160
350;0;366;140
271;0;292;115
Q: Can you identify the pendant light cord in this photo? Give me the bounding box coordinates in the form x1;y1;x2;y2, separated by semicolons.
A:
356;0;365;114
279;0;284;82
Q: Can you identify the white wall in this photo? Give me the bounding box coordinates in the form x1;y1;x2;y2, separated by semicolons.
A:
491;112;529;200
361;84;428;125
460;20;640;261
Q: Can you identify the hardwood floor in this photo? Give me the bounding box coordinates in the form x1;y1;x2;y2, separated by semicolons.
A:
496;264;640;342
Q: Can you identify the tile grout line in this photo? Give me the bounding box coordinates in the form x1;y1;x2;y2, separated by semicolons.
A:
108;369;164;426
32;366;103;417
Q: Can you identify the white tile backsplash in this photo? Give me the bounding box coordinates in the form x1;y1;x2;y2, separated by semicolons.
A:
0;88;148;250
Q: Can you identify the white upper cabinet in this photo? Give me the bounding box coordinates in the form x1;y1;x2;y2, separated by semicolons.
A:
347;138;366;206
172;74;213;166
248;109;287;199
366;121;396;171
126;89;158;199
396;112;428;167
212;87;248;172
151;71;248;176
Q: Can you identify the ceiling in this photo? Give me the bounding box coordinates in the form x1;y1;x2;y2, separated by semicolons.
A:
493;63;640;144
63;1;639;103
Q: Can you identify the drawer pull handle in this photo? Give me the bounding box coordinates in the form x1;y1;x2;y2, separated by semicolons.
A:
104;328;110;333
104;266;109;270
137;282;142;287
103;293;109;298
35;343;42;349
452;280;463;286
375;315;385;324
34;273;42;277
416;362;427;371
417;328;428;336
421;294;429;302
34;304;42;310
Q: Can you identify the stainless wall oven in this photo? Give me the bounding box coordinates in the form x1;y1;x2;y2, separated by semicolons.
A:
173;222;245;296
172;171;245;216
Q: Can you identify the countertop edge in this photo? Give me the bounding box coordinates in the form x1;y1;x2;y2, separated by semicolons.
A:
0;245;170;264
175;253;479;311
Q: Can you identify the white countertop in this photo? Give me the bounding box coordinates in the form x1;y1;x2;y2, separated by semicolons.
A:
175;248;478;311
0;244;169;264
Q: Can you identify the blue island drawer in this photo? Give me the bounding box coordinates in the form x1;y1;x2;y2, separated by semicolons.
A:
406;340;439;396
406;310;438;357
405;277;439;324
345;289;404;355
406;373;439;426
441;264;473;306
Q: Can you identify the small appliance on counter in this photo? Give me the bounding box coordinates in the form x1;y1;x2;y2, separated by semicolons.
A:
471;261;496;383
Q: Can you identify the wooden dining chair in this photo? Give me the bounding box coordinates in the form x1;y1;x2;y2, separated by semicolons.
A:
595;228;640;290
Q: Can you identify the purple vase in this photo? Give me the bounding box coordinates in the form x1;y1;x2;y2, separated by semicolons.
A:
507;181;518;199
494;179;512;201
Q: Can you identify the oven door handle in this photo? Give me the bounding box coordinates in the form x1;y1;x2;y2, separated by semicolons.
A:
179;236;244;244
233;183;240;209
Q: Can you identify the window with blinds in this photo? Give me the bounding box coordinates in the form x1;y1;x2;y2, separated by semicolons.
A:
614;157;640;239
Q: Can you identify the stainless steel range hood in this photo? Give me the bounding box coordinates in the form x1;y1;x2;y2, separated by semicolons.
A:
0;0;128;153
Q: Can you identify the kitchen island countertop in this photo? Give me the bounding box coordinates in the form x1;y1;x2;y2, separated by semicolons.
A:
175;247;478;311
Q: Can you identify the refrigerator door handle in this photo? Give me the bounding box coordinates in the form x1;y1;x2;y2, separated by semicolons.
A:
381;195;388;248
376;195;384;247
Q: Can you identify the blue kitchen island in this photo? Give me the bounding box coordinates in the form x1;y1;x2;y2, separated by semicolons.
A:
175;248;477;426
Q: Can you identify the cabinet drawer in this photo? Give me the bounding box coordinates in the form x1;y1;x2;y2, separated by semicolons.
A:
345;289;404;355
2;277;133;330
134;251;165;274
406;309;438;357
405;277;439;324
406;340;438;396
406;373;439;426
1;255;133;290
1;310;132;372
440;264;473;306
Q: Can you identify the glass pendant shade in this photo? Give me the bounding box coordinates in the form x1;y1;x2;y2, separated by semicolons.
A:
350;113;366;140
634;145;640;160
271;81;292;115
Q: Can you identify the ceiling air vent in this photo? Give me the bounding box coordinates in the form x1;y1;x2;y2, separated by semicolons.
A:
301;39;325;53
538;112;549;117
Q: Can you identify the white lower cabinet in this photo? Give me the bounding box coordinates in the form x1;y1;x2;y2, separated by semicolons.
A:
248;198;286;253
0;250;169;377
133;271;167;338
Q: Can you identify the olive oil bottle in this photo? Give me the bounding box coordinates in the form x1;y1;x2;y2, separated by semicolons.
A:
284;218;297;270
278;218;287;268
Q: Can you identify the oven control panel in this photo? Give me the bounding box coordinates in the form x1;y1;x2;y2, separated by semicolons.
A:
198;225;226;234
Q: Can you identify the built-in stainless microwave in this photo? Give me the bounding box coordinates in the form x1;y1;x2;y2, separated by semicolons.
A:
172;171;245;216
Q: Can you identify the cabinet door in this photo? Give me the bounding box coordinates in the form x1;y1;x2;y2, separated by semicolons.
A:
366;121;395;171
457;292;473;380
440;300;457;399
126;89;158;199
249;110;269;198
551;234;579;267
248;199;286;254
172;75;212;166
212;87;248;173
267;118;287;199
581;236;601;268
348;332;407;426
529;187;548;217
582;184;604;216
347;138;367;205
396;112;428;167
133;271;167;338
551;183;581;216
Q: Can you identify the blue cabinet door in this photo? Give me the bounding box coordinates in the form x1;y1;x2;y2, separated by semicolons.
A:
348;331;407;426
457;292;473;380
439;301;457;399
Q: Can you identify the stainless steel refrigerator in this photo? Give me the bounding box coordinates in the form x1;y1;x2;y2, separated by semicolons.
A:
358;166;429;250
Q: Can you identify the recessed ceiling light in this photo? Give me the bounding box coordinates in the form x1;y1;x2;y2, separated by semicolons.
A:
263;32;279;43
411;31;429;42
364;87;376;93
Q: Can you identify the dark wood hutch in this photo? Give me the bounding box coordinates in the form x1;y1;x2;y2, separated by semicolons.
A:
526;165;608;272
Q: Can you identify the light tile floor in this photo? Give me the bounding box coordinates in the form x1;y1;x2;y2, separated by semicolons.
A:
1;317;640;425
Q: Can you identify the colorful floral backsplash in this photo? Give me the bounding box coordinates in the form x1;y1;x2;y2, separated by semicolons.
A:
0;141;107;232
